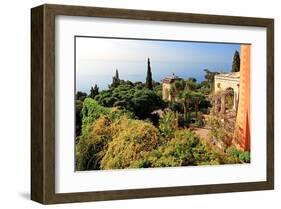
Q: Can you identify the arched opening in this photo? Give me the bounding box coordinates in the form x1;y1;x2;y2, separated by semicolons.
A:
225;87;234;110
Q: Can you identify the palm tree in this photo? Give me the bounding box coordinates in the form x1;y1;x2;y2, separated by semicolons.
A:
170;79;195;123
191;92;205;118
177;91;193;122
170;80;185;101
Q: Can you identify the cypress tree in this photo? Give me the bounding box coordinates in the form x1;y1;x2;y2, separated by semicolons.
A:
231;50;240;72
111;69;120;88
146;58;153;90
115;69;119;80
89;84;99;99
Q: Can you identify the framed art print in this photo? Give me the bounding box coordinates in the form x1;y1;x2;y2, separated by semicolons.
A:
31;4;274;204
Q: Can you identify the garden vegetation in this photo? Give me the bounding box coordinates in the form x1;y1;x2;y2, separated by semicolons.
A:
76;55;250;171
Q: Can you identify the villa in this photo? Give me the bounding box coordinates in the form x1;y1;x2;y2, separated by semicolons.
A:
162;74;181;101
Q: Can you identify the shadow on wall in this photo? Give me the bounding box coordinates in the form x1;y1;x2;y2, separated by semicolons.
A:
18;192;30;200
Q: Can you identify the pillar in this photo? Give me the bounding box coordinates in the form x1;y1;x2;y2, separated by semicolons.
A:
220;95;225;114
233;92;236;111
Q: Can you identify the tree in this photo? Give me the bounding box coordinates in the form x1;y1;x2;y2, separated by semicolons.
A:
95;84;164;119
204;69;219;84
75;100;83;139
191;92;205;118
76;91;87;101
111;69;120;88
146;58;153;90
170;80;193;123
188;77;197;83
132;88;164;119
115;69;119;79
231;50;240;72
203;69;219;90
89;84;99;99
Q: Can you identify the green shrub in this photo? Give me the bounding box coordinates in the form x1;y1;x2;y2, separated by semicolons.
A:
212;152;239;165
239;151;250;163
226;146;241;158
80;98;133;138
225;146;251;163
133;130;225;168
100;117;160;169
76;116;113;170
177;113;185;127
76;98;247;171
194;118;204;127
159;109;177;139
167;101;183;113
76;98;134;170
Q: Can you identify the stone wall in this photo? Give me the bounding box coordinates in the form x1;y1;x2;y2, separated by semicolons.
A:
162;82;170;100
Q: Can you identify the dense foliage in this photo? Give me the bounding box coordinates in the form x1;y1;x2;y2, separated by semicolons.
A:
76;99;133;170
89;84;99;99
76;116;113;170
76;98;241;171
80;98;133;139
110;69;121;88
203;69;219;90
75;100;83;138
95;83;164;119
159;109;177;139
100;117;160;169
133;130;238;168
226;146;250;163
76;91;87;101
170;79;209;126
75;60;250;171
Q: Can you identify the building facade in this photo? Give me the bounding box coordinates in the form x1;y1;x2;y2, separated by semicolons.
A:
214;72;240;112
162;74;181;101
214;44;251;151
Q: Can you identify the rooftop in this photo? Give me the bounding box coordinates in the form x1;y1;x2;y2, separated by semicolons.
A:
162;73;182;84
215;72;240;79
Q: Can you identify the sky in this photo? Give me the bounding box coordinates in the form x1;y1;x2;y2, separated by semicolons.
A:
76;37;240;93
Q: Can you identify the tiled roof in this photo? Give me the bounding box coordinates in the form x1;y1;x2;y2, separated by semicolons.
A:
162;74;181;83
215;72;240;79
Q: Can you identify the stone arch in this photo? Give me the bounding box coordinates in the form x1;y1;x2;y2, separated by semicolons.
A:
214;72;240;113
225;87;235;110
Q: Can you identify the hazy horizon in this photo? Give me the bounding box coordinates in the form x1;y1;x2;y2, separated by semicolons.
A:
76;37;240;93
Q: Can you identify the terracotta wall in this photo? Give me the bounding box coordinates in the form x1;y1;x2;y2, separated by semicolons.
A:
235;44;251;151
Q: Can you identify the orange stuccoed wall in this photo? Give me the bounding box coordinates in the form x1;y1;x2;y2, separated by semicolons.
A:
235;44;251;151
